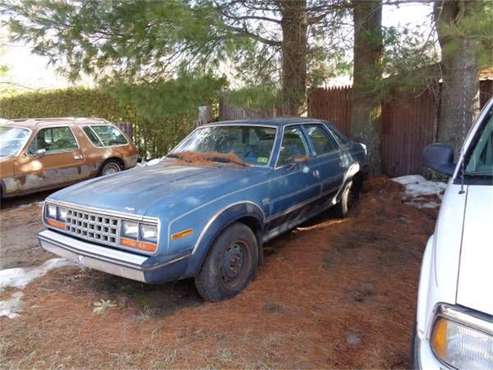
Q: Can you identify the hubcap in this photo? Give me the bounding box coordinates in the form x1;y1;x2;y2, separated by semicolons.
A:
103;163;120;175
222;242;245;282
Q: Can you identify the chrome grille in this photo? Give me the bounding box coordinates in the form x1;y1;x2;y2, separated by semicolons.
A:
65;208;121;247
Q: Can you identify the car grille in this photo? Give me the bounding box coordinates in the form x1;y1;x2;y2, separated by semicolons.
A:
65;208;121;247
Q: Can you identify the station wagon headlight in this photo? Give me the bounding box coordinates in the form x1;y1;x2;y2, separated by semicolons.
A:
58;207;68;221
47;204;57;219
431;305;493;370
140;224;158;242
121;220;139;239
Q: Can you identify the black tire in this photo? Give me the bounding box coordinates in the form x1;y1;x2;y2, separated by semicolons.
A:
100;159;123;176
335;180;355;218
195;222;258;302
411;324;420;370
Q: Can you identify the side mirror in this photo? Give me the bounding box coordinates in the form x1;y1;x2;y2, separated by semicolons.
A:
33;148;47;157
423;143;455;176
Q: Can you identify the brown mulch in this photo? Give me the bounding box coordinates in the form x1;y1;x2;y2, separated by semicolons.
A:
0;177;437;369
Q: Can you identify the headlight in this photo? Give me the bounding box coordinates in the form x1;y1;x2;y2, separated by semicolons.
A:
58;207;68;221
121;220;139;239
431;305;493;370
47;204;57;219
140;224;158;242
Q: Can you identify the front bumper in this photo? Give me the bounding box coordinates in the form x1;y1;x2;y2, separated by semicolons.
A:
38;229;190;283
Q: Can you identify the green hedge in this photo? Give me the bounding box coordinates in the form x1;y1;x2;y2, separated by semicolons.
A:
0;75;226;158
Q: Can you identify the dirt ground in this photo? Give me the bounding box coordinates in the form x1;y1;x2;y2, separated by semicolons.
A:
0;178;438;369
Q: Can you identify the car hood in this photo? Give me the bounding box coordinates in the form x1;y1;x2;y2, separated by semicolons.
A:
48;159;269;220
456;185;493;315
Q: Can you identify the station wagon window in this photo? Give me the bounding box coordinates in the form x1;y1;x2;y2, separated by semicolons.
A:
305;125;339;155
465;109;493;178
328;125;349;144
172;125;276;166
28;126;77;154
84;125;128;147
278;126;309;166
0;126;31;157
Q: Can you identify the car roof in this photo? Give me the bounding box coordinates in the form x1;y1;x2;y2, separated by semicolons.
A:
0;117;111;129
204;117;328;127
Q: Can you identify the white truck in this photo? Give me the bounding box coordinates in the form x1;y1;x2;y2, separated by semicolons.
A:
413;97;493;369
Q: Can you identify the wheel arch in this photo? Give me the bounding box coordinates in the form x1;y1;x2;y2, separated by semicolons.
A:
185;201;265;277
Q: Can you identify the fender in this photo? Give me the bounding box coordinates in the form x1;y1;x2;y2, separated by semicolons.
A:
416;235;435;339
184;201;265;277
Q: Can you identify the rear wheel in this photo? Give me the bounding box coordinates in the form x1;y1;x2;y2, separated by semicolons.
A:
335;180;356;218
195;223;258;301
100;159;123;176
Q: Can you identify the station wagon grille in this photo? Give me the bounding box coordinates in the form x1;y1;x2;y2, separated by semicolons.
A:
65;209;121;247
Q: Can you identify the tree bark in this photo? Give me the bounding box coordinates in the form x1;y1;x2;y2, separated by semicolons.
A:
350;0;383;175
434;1;480;156
279;0;307;116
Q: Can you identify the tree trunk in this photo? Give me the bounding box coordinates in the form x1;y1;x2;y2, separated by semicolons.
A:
350;0;383;175
279;0;307;116
434;1;480;156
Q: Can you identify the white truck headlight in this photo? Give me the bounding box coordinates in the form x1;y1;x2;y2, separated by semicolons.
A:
431;305;493;370
121;220;139;239
140;223;158;242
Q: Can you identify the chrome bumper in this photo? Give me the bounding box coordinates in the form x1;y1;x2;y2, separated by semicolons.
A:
38;229;149;282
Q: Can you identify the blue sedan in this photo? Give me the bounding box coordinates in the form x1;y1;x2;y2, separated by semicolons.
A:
38;118;368;301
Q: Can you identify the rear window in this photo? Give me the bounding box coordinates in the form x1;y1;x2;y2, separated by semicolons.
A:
83;125;128;147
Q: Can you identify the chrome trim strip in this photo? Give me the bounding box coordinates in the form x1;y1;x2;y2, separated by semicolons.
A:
45;199;158;223
435;303;493;336
191;200;265;254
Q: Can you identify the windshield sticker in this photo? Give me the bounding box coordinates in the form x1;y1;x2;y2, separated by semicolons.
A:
257;157;268;164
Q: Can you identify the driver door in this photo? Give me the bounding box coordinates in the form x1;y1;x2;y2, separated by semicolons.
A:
14;126;86;193
266;125;320;236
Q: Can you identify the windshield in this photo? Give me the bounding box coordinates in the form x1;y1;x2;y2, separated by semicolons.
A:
171;125;277;166
0;126;31;157
465;108;493;178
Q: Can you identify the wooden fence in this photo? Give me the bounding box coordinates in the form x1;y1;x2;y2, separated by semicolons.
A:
309;80;493;176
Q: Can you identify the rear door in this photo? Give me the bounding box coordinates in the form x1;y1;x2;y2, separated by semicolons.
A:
266;125;321;236
302;124;345;199
14;126;87;193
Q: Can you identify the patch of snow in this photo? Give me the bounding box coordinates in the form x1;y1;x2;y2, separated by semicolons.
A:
0;292;24;319
136;157;166;167
392;175;447;209
0;258;76;292
393;175;447;198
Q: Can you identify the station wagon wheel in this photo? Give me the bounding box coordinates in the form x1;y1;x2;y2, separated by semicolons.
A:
335;180;355;218
100;159;123;176
195;223;258;301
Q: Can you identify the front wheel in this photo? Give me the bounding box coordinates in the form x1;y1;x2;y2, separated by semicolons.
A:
195;223;258;301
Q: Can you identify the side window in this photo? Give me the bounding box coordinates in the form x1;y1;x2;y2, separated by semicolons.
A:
305;125;339;155
90;125;128;146
328;125;349;145
28;127;77;154
83;126;103;147
278;126;309;166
